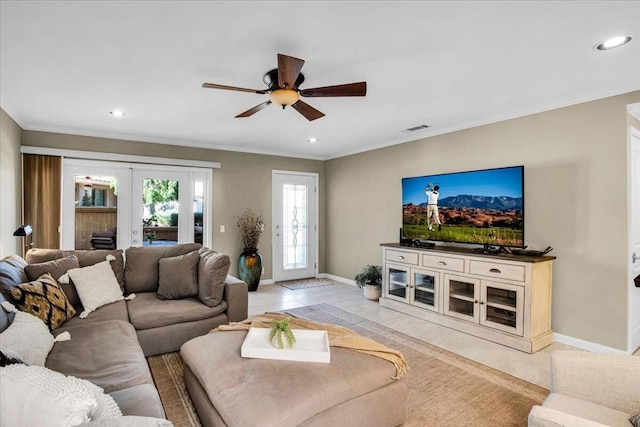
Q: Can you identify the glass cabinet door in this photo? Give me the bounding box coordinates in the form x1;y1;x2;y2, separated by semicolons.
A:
411;269;438;312
385;265;409;303
443;274;480;322
480;281;524;336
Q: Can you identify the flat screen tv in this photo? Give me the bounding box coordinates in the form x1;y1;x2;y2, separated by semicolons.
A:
402;165;524;248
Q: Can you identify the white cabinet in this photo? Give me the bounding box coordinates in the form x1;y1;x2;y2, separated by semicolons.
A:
380;244;554;353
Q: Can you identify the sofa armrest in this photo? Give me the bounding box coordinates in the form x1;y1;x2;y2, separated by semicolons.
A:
528;406;610;427
223;275;248;322
550;351;640;414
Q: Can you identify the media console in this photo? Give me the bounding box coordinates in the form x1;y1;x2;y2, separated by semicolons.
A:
379;243;555;353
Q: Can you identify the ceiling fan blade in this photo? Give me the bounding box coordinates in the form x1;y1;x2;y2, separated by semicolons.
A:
202;83;267;95
277;54;305;89
300;82;367;97
235;101;272;118
291;100;325;121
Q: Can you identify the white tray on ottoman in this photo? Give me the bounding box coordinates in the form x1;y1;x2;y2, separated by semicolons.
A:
241;327;330;363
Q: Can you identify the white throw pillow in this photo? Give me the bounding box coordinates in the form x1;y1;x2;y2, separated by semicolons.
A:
81;416;174;426
59;256;124;319
0;364;122;427
0;301;54;366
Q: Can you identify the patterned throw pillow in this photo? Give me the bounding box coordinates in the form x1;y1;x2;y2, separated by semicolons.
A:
9;272;76;330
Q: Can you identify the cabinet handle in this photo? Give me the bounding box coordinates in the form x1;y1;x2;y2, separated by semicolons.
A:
437;261;447;266
480;301;485;305
397;255;405;260
474;300;478;304
489;268;501;274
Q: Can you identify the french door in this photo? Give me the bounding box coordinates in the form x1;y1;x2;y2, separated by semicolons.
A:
272;171;318;281
61;160;211;250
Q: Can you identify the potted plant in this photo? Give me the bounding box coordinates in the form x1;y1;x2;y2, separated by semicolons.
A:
269;319;296;349
355;265;382;301
145;230;157;245
236;209;265;292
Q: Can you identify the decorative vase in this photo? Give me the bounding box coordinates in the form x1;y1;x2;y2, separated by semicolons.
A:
238;248;262;292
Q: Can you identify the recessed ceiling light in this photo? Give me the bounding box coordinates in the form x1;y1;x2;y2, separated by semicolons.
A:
595;36;632;51
307;137;319;143
109;109;125;117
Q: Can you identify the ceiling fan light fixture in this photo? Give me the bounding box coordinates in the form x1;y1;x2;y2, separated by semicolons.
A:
269;89;299;107
595;35;632;50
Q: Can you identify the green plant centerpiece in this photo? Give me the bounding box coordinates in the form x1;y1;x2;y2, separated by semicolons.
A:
269;319;296;349
355;265;383;301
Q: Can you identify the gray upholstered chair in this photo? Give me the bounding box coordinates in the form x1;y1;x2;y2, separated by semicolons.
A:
528;350;640;426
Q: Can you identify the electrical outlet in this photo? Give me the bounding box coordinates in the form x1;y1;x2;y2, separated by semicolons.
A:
220;225;225;233
262;267;265;274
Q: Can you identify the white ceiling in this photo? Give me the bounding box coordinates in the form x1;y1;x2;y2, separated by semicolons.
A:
1;1;639;160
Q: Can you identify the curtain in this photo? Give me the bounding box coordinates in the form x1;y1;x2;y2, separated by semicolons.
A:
23;154;62;249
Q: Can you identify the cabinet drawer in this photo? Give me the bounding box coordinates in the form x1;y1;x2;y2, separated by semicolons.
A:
422;254;464;272
469;260;525;282
385;250;418;265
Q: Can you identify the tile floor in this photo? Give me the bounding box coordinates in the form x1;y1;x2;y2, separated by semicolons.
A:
248;281;579;389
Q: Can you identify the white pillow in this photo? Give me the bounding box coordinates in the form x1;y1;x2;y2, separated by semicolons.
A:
0;364;122;427
0;301;54;366
81;416;174;426
60;256;124;319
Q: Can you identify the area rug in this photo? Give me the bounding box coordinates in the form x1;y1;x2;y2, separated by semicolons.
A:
148;304;548;426
276;277;338;290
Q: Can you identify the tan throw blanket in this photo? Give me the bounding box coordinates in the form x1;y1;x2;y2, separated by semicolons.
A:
213;312;409;379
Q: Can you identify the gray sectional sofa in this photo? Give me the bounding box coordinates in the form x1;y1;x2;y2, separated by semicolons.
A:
0;243;248;419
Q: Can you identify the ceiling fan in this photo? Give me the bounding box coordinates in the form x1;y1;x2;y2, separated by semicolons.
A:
202;54;367;121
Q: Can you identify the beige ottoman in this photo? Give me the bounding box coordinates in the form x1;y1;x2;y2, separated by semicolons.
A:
181;330;407;427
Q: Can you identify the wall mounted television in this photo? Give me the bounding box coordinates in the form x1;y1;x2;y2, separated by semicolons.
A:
402;165;525;249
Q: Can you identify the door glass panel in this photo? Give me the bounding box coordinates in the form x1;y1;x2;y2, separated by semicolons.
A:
448;279;475;317
282;184;308;270
194;180;204;244
485;286;517;328
142;178;179;246
414;272;435;306
388;268;407;298
74;175;118;250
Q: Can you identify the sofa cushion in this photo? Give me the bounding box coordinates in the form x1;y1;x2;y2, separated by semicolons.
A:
8;272;76;330
0;302;54;366
48;319;154;394
25;255;81;306
59;300;129;330
60;258;124;319
127;292;227;330
0;364;122;426
543;393;632;427
198;250;231;307
124;243;201;294
26;249;125;289
157;250;200;300
108;384;166;419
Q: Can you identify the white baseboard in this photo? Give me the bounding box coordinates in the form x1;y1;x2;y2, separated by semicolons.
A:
553;333;629;354
259;279;275;285
317;273;357;286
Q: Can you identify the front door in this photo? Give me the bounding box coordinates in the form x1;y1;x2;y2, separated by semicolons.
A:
629;126;640;352
272;171;318;282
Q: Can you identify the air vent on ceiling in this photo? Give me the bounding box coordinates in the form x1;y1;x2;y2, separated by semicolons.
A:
404;124;430;132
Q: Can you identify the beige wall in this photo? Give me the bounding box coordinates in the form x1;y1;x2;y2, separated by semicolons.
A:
326;91;640;350
21;131;326;280
0;108;23;258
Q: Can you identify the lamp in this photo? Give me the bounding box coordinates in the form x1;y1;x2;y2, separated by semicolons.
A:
269;89;299;108
14;225;33;255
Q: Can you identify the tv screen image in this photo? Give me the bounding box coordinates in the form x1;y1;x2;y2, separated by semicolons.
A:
402;166;524;247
